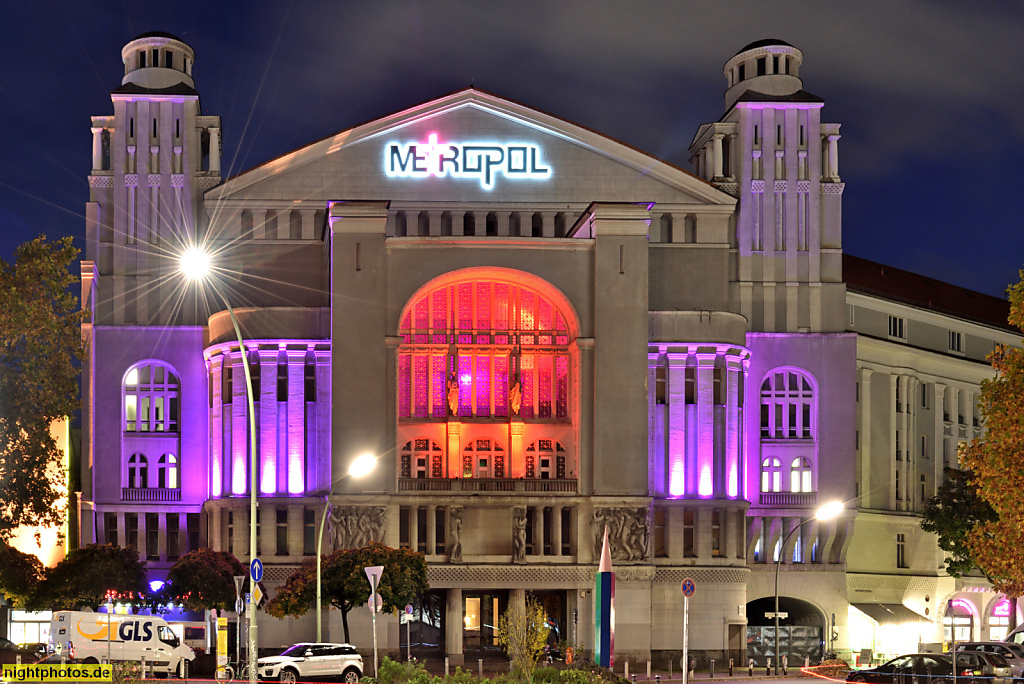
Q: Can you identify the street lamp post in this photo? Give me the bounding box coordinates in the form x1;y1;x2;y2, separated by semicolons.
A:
316;452;378;641
772;500;844;675
180;248;259;684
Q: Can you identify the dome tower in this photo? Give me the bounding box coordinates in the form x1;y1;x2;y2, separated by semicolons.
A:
723;39;803;110
120;31;196;90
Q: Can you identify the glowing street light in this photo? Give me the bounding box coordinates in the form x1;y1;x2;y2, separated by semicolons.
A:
179;246;259;684
772;500;844;675
316;452;379;641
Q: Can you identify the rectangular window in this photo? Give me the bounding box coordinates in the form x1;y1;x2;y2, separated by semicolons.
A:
560;508;571;556
888;315;906;339
895;431;901;460
685;367;696;404
105;513;119;546
543;507;553;555
417;508;428;554
164;50;173;69
714;368;724;405
227;511;234;549
757;56;766;76
655;365;667;405
848;305;855;327
921;383;928;408
126;513;139;550
277;362;287;402
896;469;901;499
920;475;926;502
949;330;964;353
224;366;233;403
167;514;180;560
304;361;316;402
146;512;159;560
525;507;535;554
435;507;447;555
654;508;668;558
711;511;722;557
896;533;907;568
921;435;928;460
683;510;695;558
303;508;316;555
276;508;289;556
187;513;199;552
399;507;410;549
895;377;902;412
138;50;146;68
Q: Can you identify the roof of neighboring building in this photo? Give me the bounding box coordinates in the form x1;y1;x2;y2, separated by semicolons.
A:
735;39;795;55
844;253;1014;332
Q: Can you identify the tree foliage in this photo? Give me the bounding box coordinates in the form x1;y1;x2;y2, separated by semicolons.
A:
0;540;43;609
0;236;85;541
28;544;146;611
496;595;549;681
961;270;1024;598
159;548;248;612
267;541;428;643
920;468;997;578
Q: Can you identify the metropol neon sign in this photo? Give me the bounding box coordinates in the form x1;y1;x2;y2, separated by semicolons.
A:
384;133;552;189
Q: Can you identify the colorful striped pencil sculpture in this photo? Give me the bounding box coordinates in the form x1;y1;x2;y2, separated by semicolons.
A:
595;525;615;668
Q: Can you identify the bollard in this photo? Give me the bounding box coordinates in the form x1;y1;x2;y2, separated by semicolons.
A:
669;661;673;679
632;674;637;684
689;656;695;681
730;658;734;677
141;656;147;680
805;656;809;669
766;658;771;677
648;661;652;680
445;657;449;677
478;658;483;678
710;659;715;679
625;661;630;679
655;675;661;684
15;655;21;666
748;659;754;677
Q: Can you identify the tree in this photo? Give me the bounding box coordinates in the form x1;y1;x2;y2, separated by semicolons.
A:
267;541;428;643
28;544;146;611
0;235;85;541
0;540;43;608
159;549;248;612
496;595;549;682
920;468;997;578
961;270;1024;607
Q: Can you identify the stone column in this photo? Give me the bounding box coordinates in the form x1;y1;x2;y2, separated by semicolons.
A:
209;127;221;174
210;508;222;553
826;135;840;181
551;506;562;556
712;134;724;179
446;588;465;665
91;127;104;171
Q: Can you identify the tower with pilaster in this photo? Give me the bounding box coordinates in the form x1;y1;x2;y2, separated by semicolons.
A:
690;39;845;334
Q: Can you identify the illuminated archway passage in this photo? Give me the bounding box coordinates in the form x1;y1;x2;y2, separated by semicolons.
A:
398;273;576;479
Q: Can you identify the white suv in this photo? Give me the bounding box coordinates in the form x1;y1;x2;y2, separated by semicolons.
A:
258;642;363;682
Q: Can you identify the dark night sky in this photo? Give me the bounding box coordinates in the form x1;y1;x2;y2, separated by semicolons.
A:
2;1;1023;297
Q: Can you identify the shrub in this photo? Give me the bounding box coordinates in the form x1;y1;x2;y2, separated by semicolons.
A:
816;658;851;679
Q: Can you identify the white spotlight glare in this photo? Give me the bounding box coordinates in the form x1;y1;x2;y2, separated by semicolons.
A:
180;247;212;282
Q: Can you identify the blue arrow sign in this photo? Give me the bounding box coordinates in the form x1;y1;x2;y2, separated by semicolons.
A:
250;557;263;583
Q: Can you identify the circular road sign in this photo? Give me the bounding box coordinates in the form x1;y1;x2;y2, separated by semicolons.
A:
405;604;414;615
250;557;264;583
681;578;696;598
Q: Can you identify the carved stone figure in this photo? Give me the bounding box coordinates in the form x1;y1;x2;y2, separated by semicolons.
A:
509;382;522;416
592;506;649;562
449;506;463;563
512;506;527;563
447;373;459;416
327;506;387;552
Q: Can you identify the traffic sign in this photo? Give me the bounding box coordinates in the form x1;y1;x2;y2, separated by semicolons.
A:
405;604;414;615
233;575;245;596
681;578;696;598
368;593;383;613
252;584;265;608
250;558;263;583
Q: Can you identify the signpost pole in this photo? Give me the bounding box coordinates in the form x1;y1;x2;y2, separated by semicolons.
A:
681;578;696;684
365;566;384;679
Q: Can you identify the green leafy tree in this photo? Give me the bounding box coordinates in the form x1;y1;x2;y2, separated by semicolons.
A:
28;544;146;611
961;270;1024;617
0;540;43;610
159;549;249;612
496;595;549;682
0;236;85;541
267;541;428;643
920;468;998;578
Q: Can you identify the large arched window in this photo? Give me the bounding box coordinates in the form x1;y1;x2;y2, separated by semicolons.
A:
398;276;573;421
760;369;815;439
124;363;180;432
791;457;813;493
761;457;782;492
525;440;567;479
127;453;148;488
400;439;444;479
157;454;179;489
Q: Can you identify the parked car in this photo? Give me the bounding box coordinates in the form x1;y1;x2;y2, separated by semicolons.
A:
257;642;363;683
956;650;1013;682
957;643;1024;678
0;637;46;665
1006;627;1024;648
846;653;991;684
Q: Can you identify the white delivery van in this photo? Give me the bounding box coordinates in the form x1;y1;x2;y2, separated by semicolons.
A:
50;611;195;677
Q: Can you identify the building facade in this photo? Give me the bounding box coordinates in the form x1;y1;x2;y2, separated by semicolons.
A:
77;33;1018;664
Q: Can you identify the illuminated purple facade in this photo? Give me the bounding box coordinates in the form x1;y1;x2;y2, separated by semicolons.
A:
78;33;1015;665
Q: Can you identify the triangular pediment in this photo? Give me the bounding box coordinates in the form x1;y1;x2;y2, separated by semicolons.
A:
207;89;734;208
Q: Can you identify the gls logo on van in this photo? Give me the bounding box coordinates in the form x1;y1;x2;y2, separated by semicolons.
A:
118;621;154;641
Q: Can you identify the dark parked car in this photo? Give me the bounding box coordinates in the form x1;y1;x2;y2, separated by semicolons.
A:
0;638;47;665
847;653;993;684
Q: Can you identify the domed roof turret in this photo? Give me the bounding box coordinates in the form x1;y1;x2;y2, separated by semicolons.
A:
120;33;196;90
723;40;803;110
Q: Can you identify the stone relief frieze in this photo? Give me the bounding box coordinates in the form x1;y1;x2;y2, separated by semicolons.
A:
592;506;649;562
326;506;386;552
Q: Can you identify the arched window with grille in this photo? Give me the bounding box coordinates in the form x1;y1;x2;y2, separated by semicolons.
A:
124;362;180;432
761;457;782;492
158;454;179;489
400;439;444;479
760;368;815;439
463;439;506;479
127;453;148;488
791;457;813;493
525;440;567;479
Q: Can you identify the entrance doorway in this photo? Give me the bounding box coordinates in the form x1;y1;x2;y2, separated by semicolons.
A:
400;590;445;658
746;596;824;666
464;592;508;655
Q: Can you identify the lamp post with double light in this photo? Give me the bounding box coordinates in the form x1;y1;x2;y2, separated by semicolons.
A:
772;500;844;675
316;452;378;641
180;247;259;684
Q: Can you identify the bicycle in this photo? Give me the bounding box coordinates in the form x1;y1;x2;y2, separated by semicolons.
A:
215;660;254;682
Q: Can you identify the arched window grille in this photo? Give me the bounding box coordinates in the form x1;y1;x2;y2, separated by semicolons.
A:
128;453;148;488
760;369;815;439
124;363;180;432
158;454;179;489
761;457;782;492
